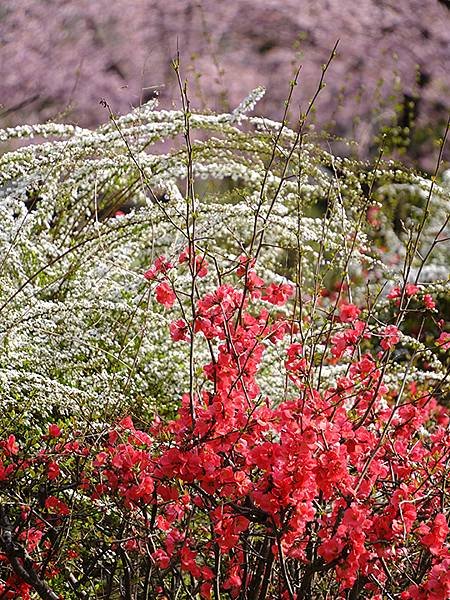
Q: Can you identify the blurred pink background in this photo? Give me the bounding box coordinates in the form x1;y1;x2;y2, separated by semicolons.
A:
1;0;449;167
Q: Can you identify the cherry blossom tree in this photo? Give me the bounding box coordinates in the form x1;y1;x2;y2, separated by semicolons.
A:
1;0;449;166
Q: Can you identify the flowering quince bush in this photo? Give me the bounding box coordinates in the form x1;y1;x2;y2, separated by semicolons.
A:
0;88;449;426
0;258;449;599
0;75;449;598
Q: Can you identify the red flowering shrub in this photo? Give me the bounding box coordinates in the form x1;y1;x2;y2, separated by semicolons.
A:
0;256;448;599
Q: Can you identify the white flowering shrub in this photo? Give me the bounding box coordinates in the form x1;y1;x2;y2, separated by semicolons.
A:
0;90;448;424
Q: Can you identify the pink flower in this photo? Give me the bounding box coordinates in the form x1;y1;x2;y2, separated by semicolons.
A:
436;332;450;351
405;283;419;296
155;282;176;308
387;286;401;300
423;294;436;310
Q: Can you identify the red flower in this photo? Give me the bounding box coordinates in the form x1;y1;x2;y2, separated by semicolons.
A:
0;460;14;481
47;462;60;480
155;282;176;308
405;283;419;296
143;268;156;281
223;565;243;591
181;545;201;578
339;303;360;323
118;416;135;430
331;320;369;358
423;294;436;310
170;319;190;342
152;548;171;569
144;255;173;281
48;424;61;438
420;513;449;555
179;247;208;277
380;325;400;351
45;496;70;516
18;528;43;553
387;286;401;300
262;282;294;306
5;435;19;456
285;343;306;373
236;254;256;277
245;269;265;298
1;264;449;599
436;332;450;351
194;255;208;278
200;582;212;599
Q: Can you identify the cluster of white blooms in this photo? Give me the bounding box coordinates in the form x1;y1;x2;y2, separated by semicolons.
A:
0;92;448;423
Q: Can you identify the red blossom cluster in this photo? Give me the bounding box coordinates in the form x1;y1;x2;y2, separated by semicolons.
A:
0;257;448;599
179;246;209;279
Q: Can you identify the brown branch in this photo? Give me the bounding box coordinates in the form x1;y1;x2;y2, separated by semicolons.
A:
0;505;60;600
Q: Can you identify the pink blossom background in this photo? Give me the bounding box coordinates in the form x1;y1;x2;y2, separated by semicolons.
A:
1;0;449;166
